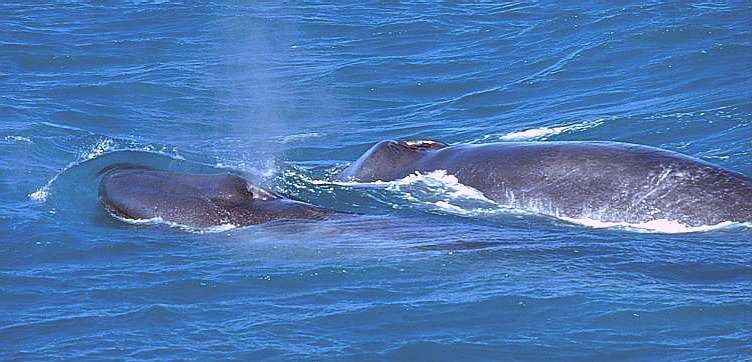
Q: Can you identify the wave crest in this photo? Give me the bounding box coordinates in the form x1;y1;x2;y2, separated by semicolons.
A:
28;138;184;202
471;119;604;142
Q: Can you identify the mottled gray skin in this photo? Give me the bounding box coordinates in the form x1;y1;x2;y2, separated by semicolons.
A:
99;165;331;228
336;140;752;227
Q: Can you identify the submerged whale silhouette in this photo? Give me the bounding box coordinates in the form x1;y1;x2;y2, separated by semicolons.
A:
336;140;752;228
98;165;332;228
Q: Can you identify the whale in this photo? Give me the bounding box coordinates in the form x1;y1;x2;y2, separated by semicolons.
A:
99;165;332;228
335;140;752;227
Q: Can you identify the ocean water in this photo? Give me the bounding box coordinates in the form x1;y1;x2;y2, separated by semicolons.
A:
2;1;751;360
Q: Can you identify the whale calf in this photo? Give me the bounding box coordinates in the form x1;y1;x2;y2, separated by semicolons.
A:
99;165;332;228
336;140;752;227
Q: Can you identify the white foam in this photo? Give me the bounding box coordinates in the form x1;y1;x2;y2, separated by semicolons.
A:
433;200;466;212
497;119;604;141
385;170;491;201
113;214;238;234
309;178;380;186
3;135;32;144
140;144;185;160
83;138;116;160
312;170;508;217
312;170;491;199
559;217;749;234
312;170;748;234
28;188;49;202
29;159;82;202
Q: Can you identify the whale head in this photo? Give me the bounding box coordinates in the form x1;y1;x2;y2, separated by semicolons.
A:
336;139;447;182
98;166;331;228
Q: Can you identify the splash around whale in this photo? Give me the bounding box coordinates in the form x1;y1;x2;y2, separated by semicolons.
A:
336;140;752;229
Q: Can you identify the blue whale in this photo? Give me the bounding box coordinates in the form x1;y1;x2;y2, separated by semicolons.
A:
99;165;332;228
336;140;752;227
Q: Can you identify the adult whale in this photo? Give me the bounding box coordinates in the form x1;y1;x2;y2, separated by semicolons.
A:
99;165;332;228
336;140;752;227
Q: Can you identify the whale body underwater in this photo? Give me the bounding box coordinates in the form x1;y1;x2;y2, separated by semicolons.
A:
98;141;752;230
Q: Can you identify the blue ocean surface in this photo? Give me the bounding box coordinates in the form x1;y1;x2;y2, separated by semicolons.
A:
1;1;751;360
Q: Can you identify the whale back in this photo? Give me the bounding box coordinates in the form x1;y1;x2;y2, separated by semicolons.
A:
336;139;447;181
414;141;752;226
99;167;255;226
98;166;332;228
337;140;752;227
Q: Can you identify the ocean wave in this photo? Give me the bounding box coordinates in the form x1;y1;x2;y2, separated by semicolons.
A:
558;217;750;234
500;119;604;141
473;119;605;142
2;135;33;144
28;138;185;202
